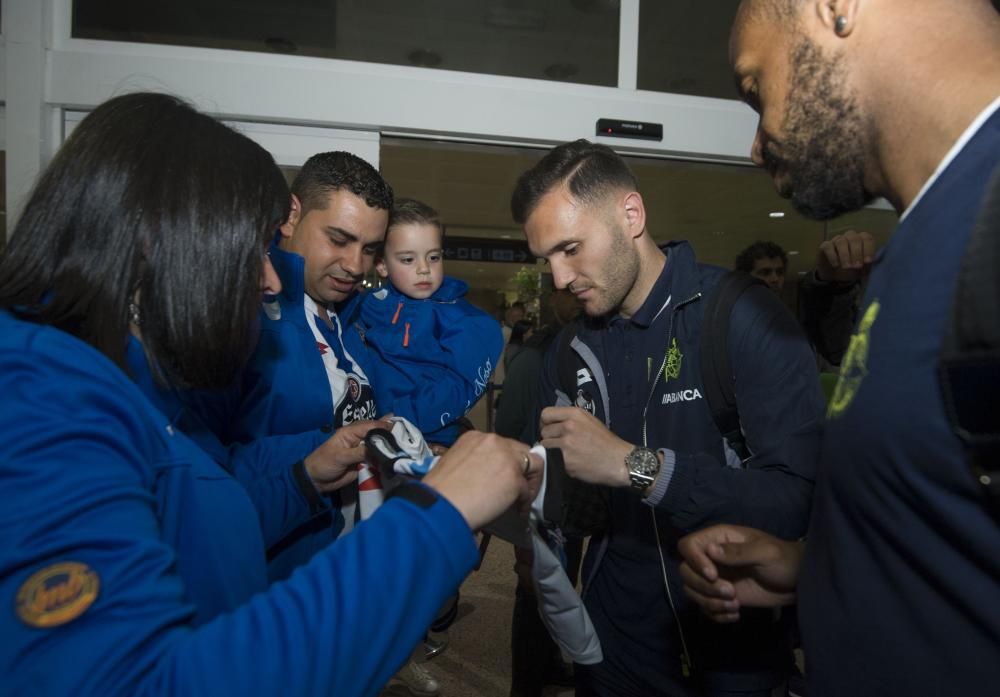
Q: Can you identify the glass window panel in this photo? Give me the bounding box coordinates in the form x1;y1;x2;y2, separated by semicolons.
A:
637;1;738;99
72;0;619;87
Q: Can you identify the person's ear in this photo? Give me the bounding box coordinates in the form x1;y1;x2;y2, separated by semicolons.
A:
279;194;302;239
815;0;860;38
623;191;647;240
375;258;390;278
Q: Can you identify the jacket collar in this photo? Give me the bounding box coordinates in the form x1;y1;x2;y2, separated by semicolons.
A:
268;234;307;306
628;240;702;328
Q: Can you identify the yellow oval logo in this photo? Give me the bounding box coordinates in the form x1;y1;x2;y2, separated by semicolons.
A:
15;562;100;628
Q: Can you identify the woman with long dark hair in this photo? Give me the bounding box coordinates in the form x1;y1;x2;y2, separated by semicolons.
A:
0;92;539;696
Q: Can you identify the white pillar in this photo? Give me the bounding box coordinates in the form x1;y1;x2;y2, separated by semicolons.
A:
4;0;50;241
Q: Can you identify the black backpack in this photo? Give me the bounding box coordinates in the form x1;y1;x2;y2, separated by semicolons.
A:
549;271;762;536
939;163;1000;514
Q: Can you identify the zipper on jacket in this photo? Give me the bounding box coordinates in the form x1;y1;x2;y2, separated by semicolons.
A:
641;289;701;678
641;291;701;447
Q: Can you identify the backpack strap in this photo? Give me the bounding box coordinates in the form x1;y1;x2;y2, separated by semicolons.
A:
939;163;1000;511
699;271;764;462
556;320;580;401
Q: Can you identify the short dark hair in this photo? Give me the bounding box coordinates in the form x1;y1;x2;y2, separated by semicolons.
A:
0;92;290;390
291;151;394;216
734;240;789;272
384;198;443;249
510;139;638;224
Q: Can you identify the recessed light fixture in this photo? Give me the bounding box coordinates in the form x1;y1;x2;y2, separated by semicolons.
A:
787;250;799;256
769;211;785;218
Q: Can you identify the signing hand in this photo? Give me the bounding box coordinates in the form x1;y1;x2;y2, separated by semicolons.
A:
538;406;632;487
815;229;875;284
423;432;542;531
677;524;803;623
304;419;392;493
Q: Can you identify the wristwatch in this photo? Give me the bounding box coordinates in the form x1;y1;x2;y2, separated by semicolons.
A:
625;446;661;492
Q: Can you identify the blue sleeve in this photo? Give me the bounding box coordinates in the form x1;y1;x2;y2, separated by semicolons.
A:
655;284;824;538
0;354;478;697
176;385;331;549
225;432;330;547
376;313;502;435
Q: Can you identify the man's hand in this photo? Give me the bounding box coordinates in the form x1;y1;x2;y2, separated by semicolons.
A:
304;419;392;493
538;406;632;487
423;432;542;531
677;524;803;623
815;229;875;284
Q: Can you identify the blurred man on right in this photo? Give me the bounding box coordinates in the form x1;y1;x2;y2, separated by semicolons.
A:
679;2;1000;696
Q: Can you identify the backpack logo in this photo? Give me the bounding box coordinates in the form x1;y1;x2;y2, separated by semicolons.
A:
574;389;597;415
664;338;683;382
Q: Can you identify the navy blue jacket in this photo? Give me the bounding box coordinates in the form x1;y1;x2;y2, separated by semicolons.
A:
800;103;1000;697
535;240;824;695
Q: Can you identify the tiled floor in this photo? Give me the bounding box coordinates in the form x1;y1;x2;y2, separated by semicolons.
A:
381;536;573;697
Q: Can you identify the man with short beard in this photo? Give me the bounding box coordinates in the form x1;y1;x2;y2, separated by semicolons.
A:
511;139;826;697
678;2;1000;696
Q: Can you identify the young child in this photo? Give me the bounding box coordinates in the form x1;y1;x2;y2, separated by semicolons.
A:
345;198;503;447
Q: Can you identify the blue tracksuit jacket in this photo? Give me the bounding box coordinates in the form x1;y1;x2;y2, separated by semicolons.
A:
0;310;478;696
343;277;503;445
533;240;825;696
126;338;329;551
225;239;378;581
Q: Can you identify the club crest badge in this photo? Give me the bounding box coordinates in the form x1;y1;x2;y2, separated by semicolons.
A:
16;561;100;629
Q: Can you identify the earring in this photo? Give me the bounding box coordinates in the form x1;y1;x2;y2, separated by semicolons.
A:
128;302;142;326
835;15;848;34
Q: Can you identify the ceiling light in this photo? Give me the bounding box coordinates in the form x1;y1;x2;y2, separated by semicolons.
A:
769;211;785;218
787;250;799;256
501;234;512;239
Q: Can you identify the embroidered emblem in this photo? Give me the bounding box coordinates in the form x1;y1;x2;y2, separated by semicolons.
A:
16;562;100;628
574;389;597;415
828;300;880;418
664;338;683;382
347;376;361;402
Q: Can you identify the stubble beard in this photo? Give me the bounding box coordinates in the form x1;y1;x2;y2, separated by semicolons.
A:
766;37;876;220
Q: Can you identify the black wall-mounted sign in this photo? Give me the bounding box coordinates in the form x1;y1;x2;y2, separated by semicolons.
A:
443;236;535;264
596;118;663;141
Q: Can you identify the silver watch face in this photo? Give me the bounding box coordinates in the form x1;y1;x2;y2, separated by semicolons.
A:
626;447;660;478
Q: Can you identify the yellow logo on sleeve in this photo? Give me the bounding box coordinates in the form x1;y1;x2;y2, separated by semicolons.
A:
15;562;100;628
828;300;880;419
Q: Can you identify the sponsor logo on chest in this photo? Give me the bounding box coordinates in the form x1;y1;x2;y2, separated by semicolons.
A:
661;387;703;405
